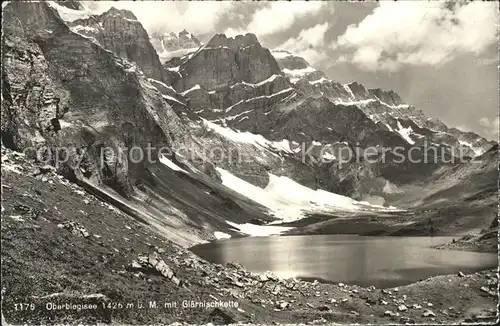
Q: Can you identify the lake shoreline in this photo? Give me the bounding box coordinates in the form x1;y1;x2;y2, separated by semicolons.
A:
191;233;497;290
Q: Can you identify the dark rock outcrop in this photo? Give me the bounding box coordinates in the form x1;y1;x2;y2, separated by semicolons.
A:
2;1;186;196
267;97;408;148
175;33;282;91
63;6;167;82
347;81;371;100
368;88;403;106
56;0;84;10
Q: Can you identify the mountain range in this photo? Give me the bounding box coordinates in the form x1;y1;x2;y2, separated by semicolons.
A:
2;1;497;241
2;2;498;325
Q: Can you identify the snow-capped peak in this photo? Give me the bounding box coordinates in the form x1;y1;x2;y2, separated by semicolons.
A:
150;29;201;63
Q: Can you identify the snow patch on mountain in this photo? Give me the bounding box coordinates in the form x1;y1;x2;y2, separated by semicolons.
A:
246;88;295;102
282;67;316;83
309;77;329;85
213;231;231;240
225;110;252;121
217;167;399;222
58;119;74;129
203;120;299;154
181;84;201;96
322;151;336;161
47;1;93;22
396;121;415;144
225;221;293;237
384;123;394;132
147;78;176;92
225;100;243;113
343;84;356;100
230;74;282;88
166;66;180;72
335;99;378;106
223;89;294;113
71;25;101;33
458;140;483;156
162;94;186;106
159;155;189;173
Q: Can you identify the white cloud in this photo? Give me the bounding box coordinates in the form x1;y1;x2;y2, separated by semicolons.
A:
86;1;234;36
333;1;499;71
225;27;245;38
455;125;472;133
226;1;326;37
278;23;329;63
479;116;499;140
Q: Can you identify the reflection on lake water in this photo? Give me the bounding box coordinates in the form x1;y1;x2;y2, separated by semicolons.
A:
191;234;497;288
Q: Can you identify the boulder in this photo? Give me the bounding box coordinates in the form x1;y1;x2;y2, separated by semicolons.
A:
271;284;281;295
276;301;289;310
398;304;408;312
423;310;435;317
209;307;236;324
57;221;89;238
131;252;181;286
317;305;330;312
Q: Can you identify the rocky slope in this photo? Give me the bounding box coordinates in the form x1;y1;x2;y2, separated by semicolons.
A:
1;148;497;324
434;217;498;253
287;144;498;237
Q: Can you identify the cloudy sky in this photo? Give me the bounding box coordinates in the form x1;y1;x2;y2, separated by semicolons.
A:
89;1;499;140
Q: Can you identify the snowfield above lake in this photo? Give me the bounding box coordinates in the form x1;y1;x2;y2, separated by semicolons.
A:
216;167;400;223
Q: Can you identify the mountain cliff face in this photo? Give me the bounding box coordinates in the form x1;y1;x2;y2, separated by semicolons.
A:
49;3;167;82
174;33;282;92
2;2;285;257
2;1;185;196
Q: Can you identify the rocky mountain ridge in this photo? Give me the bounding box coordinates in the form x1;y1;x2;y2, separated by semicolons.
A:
151;32;495;159
143;28;497;206
2;1;497;225
271;50;495;156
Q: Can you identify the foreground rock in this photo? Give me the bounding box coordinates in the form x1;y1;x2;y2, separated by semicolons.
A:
129;252;182;286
